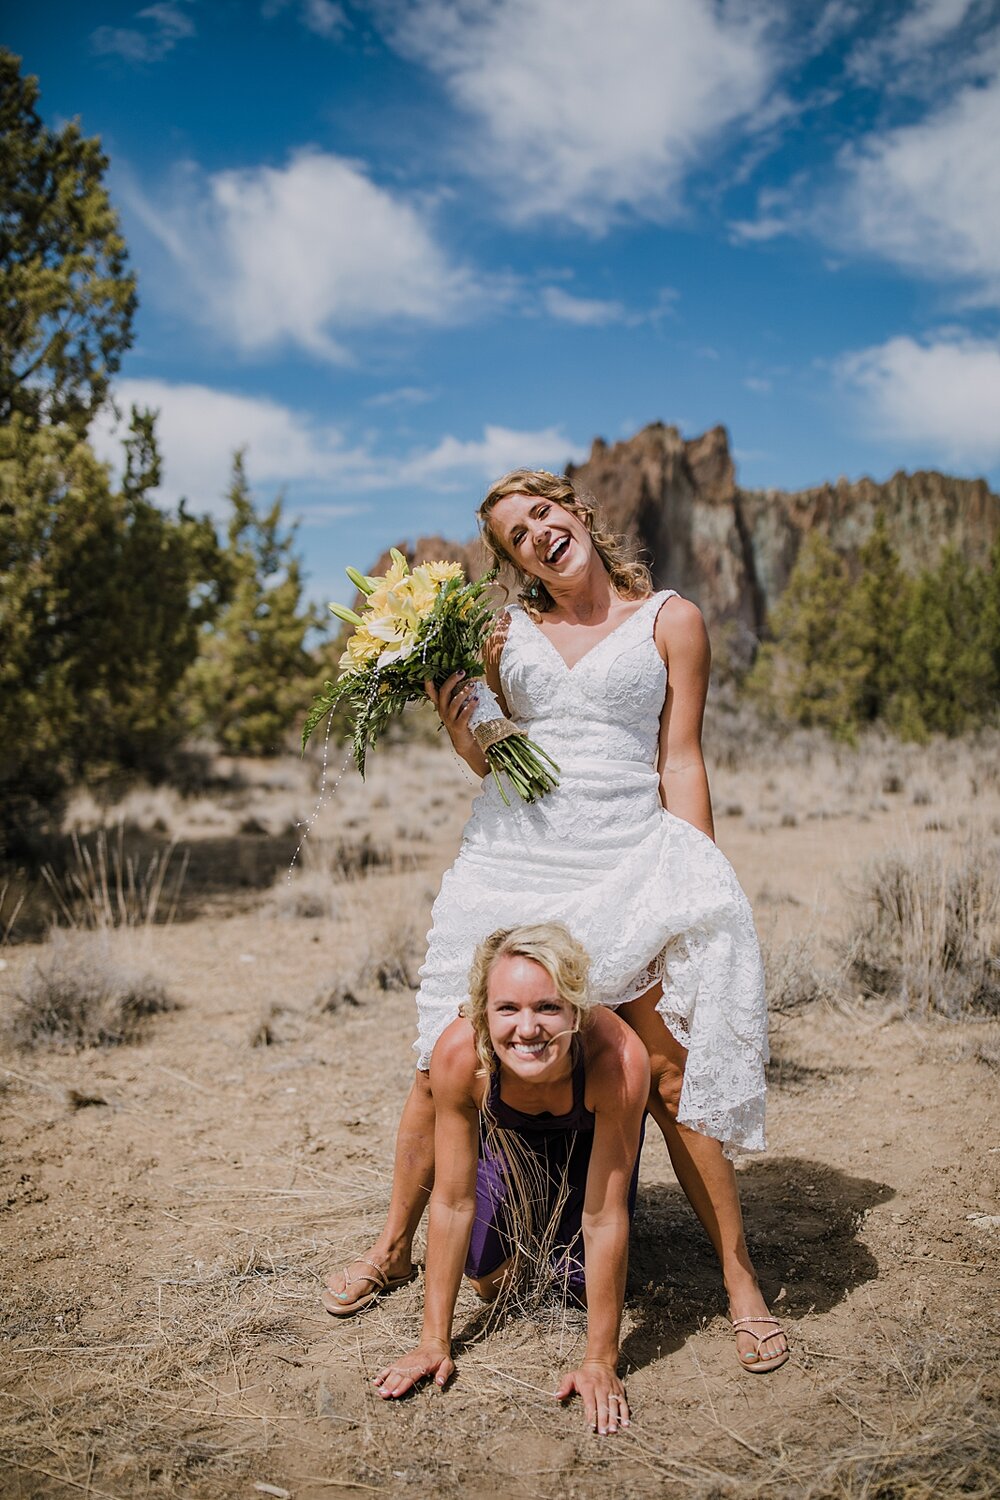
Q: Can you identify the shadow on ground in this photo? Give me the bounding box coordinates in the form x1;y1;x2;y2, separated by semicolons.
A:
620;1156;893;1371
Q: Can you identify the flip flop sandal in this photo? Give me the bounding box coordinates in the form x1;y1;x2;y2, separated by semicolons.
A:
322;1258;416;1317
732;1316;789;1373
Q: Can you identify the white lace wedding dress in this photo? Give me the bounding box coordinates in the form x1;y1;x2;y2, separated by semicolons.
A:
414;590;768;1157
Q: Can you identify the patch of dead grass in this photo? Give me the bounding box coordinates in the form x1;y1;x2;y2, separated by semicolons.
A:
845;839;1000;1017
3;929;179;1051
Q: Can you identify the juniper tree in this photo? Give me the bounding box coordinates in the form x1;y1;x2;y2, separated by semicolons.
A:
0;411;223;850
839;512;912;725
183;454;326;754
747;532;861;738
0;50;136;433
892;548;997;739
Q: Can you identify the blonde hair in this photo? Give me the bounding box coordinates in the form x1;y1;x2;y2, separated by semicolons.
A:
464;923;596;1314
465;922;594;1079
477;468;651;616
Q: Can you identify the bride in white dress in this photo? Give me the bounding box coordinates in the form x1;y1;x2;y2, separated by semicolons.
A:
324;468;788;1375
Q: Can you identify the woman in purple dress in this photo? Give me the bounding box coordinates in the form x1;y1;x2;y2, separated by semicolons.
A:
373;923;649;1436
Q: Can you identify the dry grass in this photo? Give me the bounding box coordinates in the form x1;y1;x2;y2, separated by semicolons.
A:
763;933;839;1016
738;1331;1000;1500
40;826;189;931
1;1245;306;1499
845;840;1000;1017
4;729;1000;1497
3;929;179;1050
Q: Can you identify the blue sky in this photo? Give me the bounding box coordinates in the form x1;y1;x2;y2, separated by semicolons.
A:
8;0;1000;607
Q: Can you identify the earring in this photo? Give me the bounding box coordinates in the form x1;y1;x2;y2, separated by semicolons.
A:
527;579;540;601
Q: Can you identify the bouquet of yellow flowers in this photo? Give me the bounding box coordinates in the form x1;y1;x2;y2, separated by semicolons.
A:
302;551;559;804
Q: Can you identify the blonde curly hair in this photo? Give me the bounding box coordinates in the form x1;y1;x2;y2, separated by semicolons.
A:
465;923;595;1078
477;468;651;616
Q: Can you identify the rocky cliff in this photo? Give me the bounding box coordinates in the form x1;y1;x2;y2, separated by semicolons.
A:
568;423;1000;634
374;423;1000;635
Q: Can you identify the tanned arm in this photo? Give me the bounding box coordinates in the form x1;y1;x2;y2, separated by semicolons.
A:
555;1011;649;1434
372;1023;480;1398
655;596;715;842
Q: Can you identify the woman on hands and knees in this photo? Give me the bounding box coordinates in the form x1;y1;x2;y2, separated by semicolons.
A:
373;924;648;1436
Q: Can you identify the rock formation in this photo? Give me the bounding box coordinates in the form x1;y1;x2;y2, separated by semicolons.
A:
374;423;1000;635
569;423;1000;633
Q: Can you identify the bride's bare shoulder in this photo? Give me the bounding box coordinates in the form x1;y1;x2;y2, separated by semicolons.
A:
654;593;709;664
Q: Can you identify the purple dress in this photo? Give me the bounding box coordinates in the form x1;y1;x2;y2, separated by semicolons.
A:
464;1046;642;1294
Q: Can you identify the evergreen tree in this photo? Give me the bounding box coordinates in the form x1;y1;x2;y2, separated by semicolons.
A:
184;454;326;754
747;532;860;738
839;512;912;724
0;411;224;846
892;547;997;739
0;50;136;433
985;534;1000;697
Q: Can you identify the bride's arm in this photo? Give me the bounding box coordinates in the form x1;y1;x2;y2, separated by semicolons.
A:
654;597;715;841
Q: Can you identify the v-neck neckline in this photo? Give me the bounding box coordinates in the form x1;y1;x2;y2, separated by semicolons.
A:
518;593;657;674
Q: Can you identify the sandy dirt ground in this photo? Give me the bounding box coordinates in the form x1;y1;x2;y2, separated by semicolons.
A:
2;733;999;1498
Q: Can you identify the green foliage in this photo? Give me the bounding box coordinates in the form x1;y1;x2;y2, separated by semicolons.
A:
891;548;997;740
0;413;225;838
183;454;327;754
0;50;136;433
839;513;912;726
747;533;862;739
747;515;1000;741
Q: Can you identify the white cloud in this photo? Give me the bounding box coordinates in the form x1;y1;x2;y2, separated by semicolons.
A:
847;0;982;86
541;286;626;326
300;0;347;38
403;424;585;486
731;59;1000;306
364;386;435;408
837;333;1000;468
91;379;379;514
262;0;349;38
127;150;499;360
379;0;784;229
838;65;1000;301
92;1;195;63
91;379;584;514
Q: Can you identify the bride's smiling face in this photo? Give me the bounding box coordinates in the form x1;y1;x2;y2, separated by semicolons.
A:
489;492;594;588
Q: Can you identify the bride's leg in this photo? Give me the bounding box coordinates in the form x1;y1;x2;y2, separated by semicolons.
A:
619;985;787;1365
324;1068;435;1310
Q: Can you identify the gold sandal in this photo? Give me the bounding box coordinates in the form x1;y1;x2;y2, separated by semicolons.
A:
322;1258;416;1317
732;1315;789;1373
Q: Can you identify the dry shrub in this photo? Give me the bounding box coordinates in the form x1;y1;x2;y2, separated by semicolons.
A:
764;934;837;1015
309;914;421;1016
360;919;421;991
846;841;1000;1017
248;1001;307;1047
312;975;363;1013
4;930;178;1050
268;833;396;920
41;826;188;930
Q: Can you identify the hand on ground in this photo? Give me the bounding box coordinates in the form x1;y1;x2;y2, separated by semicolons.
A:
373;1340;455;1400
555;1361;630;1435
